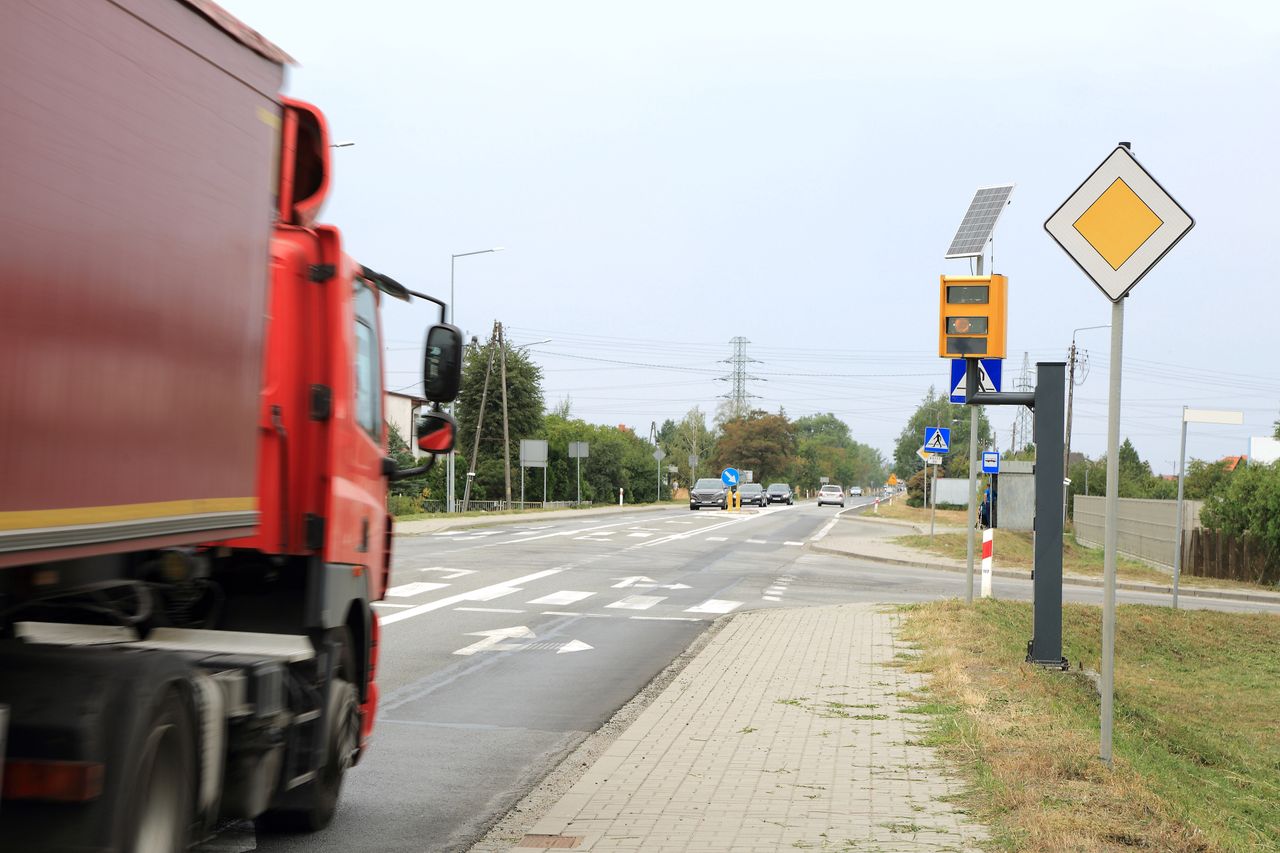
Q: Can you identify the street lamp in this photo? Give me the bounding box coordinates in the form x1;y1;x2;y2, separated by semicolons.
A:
447;247;505;513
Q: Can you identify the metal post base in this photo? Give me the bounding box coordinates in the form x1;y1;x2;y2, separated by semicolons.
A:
1026;640;1070;670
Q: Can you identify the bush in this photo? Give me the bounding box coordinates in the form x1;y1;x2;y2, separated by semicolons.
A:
1200;461;1280;565
388;494;422;517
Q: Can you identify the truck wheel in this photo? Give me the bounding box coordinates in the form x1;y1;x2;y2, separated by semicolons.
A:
259;633;360;833
125;690;196;853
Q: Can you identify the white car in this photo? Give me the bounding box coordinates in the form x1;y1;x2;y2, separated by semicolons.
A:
817;484;845;507
849;486;863;497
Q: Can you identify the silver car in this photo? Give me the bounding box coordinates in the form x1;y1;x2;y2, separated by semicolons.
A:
817;484;845;507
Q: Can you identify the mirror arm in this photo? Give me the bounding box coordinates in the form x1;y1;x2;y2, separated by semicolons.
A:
389;454;437;482
408;289;447;324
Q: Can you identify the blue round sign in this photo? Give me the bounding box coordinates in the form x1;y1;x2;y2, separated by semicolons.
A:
721;467;740;487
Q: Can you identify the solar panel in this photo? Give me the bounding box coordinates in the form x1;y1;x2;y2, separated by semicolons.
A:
945;184;1015;258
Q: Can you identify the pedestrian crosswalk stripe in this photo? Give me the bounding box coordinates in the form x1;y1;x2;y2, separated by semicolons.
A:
685;599;742;614
606;595;665;610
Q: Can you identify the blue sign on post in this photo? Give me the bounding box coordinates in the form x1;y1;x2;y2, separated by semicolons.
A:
949;358;1003;404
721;467;740;487
923;428;951;454
981;450;1000;474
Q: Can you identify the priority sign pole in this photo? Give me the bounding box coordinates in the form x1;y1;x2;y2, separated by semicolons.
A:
1100;298;1123;767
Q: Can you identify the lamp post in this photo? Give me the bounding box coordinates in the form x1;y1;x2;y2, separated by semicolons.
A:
446;247;504;513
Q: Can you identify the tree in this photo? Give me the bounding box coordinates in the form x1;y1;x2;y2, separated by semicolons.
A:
663;407;716;489
791;413;885;492
386;422;447;512
1273;409;1280;440
1183;458;1235;501
1201;461;1280;565
454;330;545;501
712;411;796;484
891;387;993;480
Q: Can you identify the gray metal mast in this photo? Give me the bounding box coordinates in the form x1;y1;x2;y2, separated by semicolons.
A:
719;336;762;420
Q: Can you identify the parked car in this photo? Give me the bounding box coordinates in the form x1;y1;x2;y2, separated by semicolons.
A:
850;486;863;496
739;483;766;507
818;484;845;507
766;483;793;505
690;477;728;510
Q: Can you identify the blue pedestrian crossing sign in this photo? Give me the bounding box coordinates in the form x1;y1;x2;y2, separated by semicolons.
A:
949;358;1002;404
721;467;740;487
923;427;951;454
982;450;1000;474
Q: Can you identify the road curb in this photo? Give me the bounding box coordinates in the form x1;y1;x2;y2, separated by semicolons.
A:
807;543;1280;605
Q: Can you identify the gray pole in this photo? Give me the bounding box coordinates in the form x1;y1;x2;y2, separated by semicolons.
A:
657;457;661;503
929;462;937;540
966;372;978;605
1100;298;1125;767
1172;408;1188;609
576;453;581;506
447;255;456;513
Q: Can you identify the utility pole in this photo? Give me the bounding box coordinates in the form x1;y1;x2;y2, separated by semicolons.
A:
497;322;513;509
719;337;762;420
461;324;498;512
1064;338;1077;478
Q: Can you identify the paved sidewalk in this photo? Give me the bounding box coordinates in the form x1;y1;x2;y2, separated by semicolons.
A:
814;513;1280;606
508;604;984;852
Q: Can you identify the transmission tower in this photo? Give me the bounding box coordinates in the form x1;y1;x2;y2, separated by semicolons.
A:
718;336;763;420
1010;352;1033;453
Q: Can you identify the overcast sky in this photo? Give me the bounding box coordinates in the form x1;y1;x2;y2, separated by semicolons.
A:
220;0;1280;473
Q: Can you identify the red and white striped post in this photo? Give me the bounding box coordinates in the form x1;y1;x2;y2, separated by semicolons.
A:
981;527;994;598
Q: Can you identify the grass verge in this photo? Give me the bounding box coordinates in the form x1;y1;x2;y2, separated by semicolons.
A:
898;599;1280;851
870;500;970;527
895;531;1276;592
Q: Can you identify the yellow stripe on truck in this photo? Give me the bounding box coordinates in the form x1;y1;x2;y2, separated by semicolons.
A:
0;498;259;531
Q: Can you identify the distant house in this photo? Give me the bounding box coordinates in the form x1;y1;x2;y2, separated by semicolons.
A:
1221;455;1248;472
385;390;427;458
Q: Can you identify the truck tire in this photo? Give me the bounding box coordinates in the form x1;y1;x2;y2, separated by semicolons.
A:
258;631;360;833
124;689;196;853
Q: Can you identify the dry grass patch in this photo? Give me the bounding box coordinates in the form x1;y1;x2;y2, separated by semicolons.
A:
899;599;1280;852
869;500;969;527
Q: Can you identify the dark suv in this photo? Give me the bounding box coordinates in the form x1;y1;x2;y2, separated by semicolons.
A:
689;477;727;510
766;483;793;505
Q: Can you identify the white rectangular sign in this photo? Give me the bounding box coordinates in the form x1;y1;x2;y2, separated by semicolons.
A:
1183;408;1243;425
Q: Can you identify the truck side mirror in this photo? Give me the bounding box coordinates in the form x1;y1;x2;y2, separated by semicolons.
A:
416;410;457;454
423;323;463;403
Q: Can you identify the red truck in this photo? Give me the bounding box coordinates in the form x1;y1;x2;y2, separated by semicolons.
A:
0;1;461;849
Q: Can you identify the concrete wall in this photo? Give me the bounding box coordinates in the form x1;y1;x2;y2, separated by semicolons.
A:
994;460;1035;532
934;477;975;507
1072;495;1203;568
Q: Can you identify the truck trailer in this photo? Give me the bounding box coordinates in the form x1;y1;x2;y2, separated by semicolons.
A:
0;1;462;849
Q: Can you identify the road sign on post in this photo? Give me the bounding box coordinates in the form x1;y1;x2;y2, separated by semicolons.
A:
981;450;1000;474
568;441;589;506
923;427;951;454
1044;142;1194;769
721;468;739;487
950;358;1001;403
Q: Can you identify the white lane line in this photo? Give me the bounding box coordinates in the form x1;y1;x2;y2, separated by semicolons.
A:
811;516;839;542
574;533;615;541
468;530;502;537
685;599;742;614
630;615;701;622
745;538;767;545
479;519;637;547
765;587;786;595
454;607;525;614
380;568;563;626
541;611;613;618
637;515;747;548
626;532;653;538
431;531;465;536
706;536;728;542
528;591;594;606
385;581;449;598
784;541;804;546
371;602;414;609
606;595;665;610
762;595;781;602
664;520;693;525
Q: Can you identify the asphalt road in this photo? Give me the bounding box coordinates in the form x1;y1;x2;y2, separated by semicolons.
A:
216;500;1278;853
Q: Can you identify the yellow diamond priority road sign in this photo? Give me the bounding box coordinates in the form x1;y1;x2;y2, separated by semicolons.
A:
1045;145;1193;302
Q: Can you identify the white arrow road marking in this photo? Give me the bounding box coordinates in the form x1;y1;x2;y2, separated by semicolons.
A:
612;576;656;588
385;581;449;597
685;599;742;615
453;626;535;655
380;568;562;626
528;591;594;606
417;567;475;579
452;626;593;656
606;595;665;610
611;577;690;590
